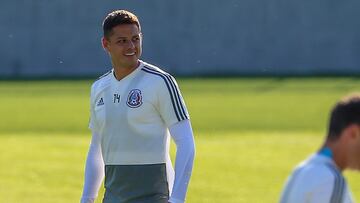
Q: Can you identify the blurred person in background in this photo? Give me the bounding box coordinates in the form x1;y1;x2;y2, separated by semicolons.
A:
280;93;360;203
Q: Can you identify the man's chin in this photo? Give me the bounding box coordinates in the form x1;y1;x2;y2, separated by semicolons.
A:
130;59;140;68
122;59;139;69
128;57;139;63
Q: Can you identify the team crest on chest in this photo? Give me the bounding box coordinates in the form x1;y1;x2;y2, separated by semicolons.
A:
127;89;143;108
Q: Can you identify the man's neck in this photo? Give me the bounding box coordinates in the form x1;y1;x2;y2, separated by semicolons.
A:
322;142;346;171
113;61;140;80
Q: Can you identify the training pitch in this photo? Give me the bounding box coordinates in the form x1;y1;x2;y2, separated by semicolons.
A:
0;77;359;202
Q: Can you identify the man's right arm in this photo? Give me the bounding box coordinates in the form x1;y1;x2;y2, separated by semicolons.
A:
80;132;104;203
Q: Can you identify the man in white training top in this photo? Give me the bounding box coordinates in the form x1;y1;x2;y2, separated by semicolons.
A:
280;94;360;203
80;10;195;203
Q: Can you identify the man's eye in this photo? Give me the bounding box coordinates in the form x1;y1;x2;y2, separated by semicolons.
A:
133;37;140;41
117;39;127;44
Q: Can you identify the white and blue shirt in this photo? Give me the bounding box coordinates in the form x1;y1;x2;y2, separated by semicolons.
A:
82;60;194;203
280;152;354;203
89;60;189;165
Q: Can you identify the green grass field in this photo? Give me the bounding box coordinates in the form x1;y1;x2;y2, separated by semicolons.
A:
0;78;359;202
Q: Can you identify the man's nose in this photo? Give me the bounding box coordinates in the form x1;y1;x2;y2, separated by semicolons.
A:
128;40;135;49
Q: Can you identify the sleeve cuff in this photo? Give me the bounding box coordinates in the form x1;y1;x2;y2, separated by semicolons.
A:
169;197;184;203
80;197;96;203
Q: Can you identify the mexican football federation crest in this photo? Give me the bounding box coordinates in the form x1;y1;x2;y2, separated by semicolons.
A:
127;89;143;108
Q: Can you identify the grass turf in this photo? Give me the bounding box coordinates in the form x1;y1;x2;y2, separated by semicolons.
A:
0;78;359;202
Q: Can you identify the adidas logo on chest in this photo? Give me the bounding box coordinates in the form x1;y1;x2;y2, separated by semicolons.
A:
97;98;104;106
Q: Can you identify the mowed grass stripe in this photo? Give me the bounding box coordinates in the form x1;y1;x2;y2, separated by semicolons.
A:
0;78;360;134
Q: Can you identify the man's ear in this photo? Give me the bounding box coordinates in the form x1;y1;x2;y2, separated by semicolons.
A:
102;37;110;52
343;124;360;140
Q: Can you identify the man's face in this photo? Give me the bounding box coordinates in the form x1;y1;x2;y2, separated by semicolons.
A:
347;125;360;170
102;24;142;69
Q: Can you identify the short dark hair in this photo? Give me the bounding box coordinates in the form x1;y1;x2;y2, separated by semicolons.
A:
327;93;360;140
102;10;141;39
